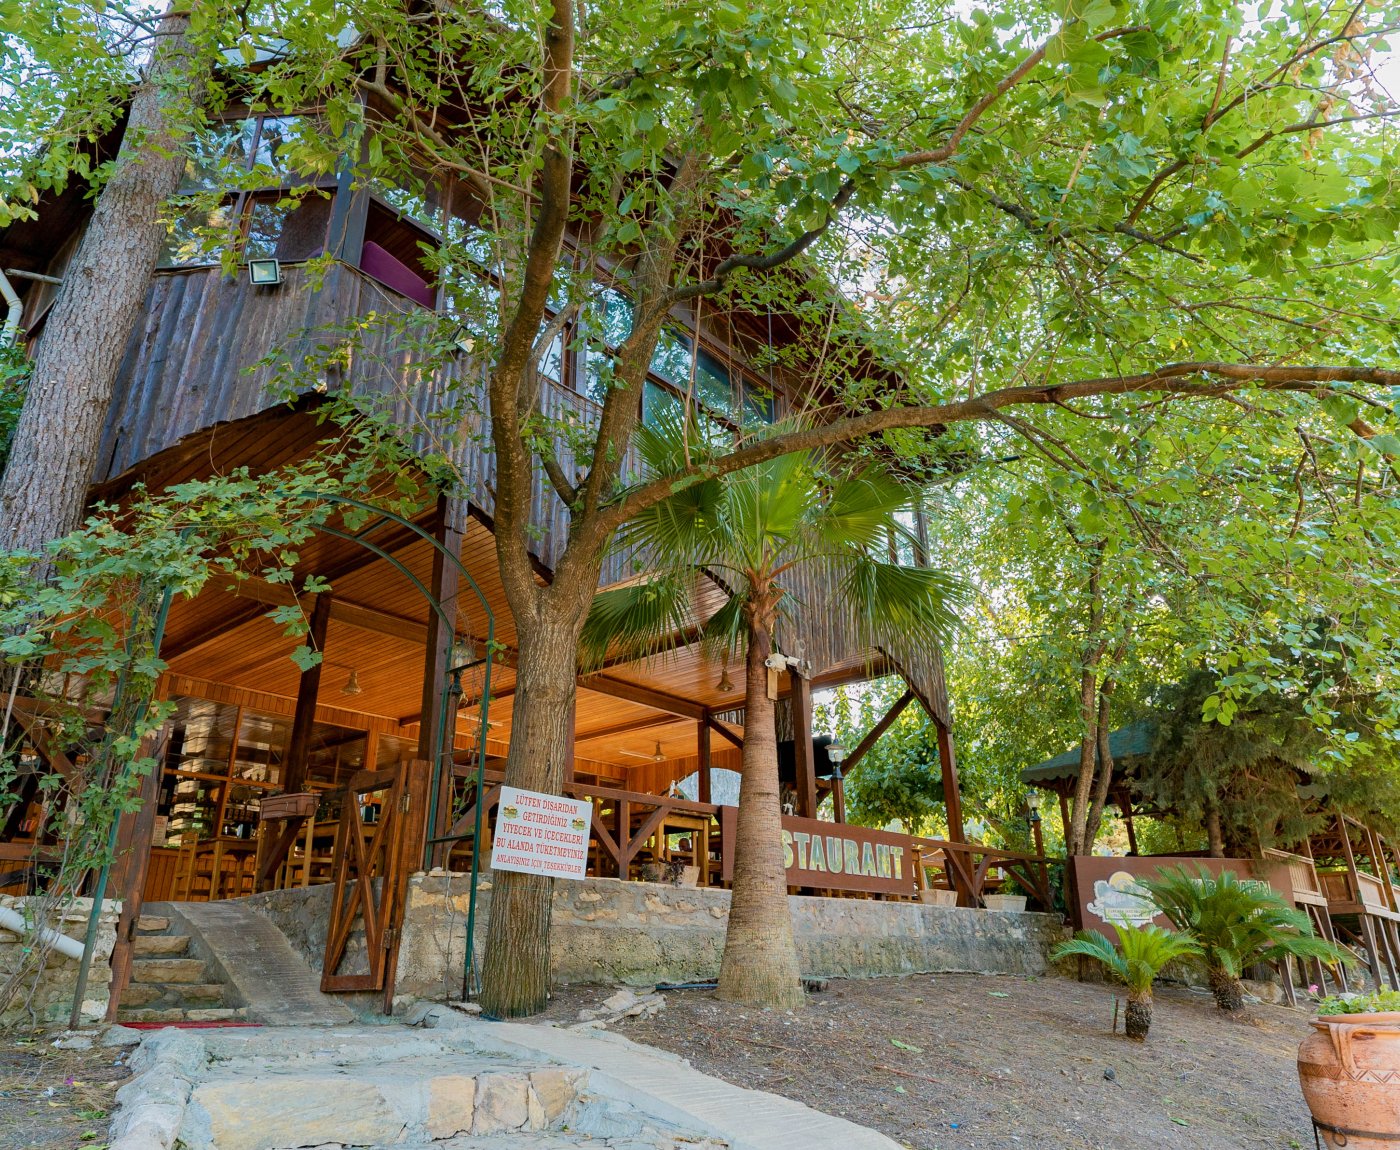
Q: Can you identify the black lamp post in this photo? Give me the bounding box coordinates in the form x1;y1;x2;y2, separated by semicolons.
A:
827;741;847;824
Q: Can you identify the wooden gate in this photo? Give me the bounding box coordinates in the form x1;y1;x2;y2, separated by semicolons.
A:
321;759;428;1008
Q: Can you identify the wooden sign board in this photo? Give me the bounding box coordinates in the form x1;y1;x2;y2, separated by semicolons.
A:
719;807;917;895
490;785;592;880
1068;855;1281;934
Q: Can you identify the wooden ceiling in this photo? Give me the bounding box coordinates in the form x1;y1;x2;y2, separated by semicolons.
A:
119;408;893;788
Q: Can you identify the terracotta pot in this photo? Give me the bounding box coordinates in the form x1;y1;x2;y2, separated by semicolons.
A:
1297;1011;1400;1148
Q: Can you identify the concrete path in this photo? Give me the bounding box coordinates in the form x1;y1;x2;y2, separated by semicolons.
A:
160;900;355;1026
461;1016;903;1150
109;1014;901;1150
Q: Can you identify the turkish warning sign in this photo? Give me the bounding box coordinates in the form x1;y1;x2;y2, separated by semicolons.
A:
489;785;592;880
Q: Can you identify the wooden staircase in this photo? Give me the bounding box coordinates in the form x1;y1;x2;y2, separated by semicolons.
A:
114;911;245;1023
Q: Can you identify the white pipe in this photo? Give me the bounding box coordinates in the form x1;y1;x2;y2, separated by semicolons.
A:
0;269;20;346
0;905;87;960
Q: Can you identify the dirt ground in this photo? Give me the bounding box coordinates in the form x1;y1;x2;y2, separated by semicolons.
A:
0;1037;130;1150
543;973;1317;1150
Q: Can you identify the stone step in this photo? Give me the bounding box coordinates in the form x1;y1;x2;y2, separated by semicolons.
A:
136;915;171;933
176;982;228;1004
133;933;190;956
183;1007;248;1022
118;1007;188;1024
119;983;165;1007
182;1065;587;1150
131;957;208;984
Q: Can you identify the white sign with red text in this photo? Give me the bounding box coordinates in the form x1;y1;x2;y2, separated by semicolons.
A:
489;785;592;880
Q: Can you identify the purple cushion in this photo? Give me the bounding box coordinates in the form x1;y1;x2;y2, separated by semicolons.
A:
360;241;435;308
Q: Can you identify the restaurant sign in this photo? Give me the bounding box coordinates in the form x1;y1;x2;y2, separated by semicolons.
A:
490;785;592;880
719;807;916;895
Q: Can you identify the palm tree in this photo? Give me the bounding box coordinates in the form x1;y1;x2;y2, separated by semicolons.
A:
1139;865;1351;1011
582;408;960;1010
1052;923;1201;1040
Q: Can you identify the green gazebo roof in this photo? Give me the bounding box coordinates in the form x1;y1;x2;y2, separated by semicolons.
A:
1020;720;1157;785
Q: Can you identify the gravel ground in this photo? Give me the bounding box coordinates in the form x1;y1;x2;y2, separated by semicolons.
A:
0;1038;130;1150
541;973;1316;1150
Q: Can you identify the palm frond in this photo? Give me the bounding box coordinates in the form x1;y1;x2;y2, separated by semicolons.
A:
837;554;964;652
809;469;916;552
579;573;696;670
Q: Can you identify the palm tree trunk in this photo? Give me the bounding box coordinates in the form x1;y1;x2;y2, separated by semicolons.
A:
1124;990;1152;1040
1208;966;1245;1011
716;621;805;1010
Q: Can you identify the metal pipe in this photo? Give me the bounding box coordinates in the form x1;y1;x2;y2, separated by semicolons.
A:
0;269;20;346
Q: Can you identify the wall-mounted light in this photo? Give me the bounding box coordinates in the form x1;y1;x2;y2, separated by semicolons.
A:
1026;790;1042;823
247;258;282;286
450;634;477;669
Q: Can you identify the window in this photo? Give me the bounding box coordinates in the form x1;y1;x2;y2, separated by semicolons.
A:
158;114;331;270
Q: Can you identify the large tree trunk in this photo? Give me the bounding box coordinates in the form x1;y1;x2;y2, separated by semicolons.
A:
0;6;204;557
1066;667;1100;856
477;605;584;1017
1083;690;1117;849
716;620;805;1010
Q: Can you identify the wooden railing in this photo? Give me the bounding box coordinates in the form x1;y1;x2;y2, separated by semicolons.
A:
911;837;1057;910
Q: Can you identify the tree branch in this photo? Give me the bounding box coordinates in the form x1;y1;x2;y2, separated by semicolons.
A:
596;362;1400;535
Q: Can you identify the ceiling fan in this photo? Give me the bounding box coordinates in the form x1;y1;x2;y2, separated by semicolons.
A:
620;740;665;762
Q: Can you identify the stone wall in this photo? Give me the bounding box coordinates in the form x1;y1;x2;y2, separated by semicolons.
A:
0;895;119;1028
247;876;1064;1011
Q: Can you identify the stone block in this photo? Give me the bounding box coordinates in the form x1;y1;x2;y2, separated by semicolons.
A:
186;1075;404;1150
472;1072;531;1134
425;1074;476;1139
131;957;207;984
119;983;164;1007
134;934;190;956
136;916;170;933
529;1068;585;1124
177;983;228;1003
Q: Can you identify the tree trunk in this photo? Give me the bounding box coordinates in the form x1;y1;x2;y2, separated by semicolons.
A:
1206;803;1225;858
1208;966;1245;1011
0;6;206;558
477;608;584;1017
1124;991;1152;1041
1066;667;1099;856
716;621;805;1010
1083;690;1116;849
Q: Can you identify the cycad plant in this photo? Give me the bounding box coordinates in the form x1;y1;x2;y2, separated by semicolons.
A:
1139;865;1350;1011
1052;923;1201;1040
582;408;960;1010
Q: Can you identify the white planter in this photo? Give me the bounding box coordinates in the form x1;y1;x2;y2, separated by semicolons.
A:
918;888;958;907
984;894;1027;912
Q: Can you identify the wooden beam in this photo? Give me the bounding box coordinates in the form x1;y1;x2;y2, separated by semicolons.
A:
216;580;428;643
705;715;744;749
843;690;914;773
574;712;684;743
936;718;966;843
162;513;433;662
789;669;817;819
577;674;706;720
282;592;333;796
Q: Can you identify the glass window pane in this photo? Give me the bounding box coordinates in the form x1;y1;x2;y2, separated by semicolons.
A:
181;119;256;192
649;328;692;385
233;710;289;786
158;200;234;268
250;115;302;181
244;199;289;260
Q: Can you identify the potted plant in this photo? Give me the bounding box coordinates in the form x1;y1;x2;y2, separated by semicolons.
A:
1138;865;1351;1011
984;875;1028;912
1051;923;1201;1040
1298;989;1400;1147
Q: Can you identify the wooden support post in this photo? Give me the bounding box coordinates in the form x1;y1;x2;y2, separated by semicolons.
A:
1058;790;1071;840
936;718;965;843
832;773;847;824
789;669;816;819
696;720;711;805
419;497;467;866
105;736;164;1022
283;592;333;795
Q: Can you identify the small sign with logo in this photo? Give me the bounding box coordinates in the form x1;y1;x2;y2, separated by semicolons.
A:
490;785;593;880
